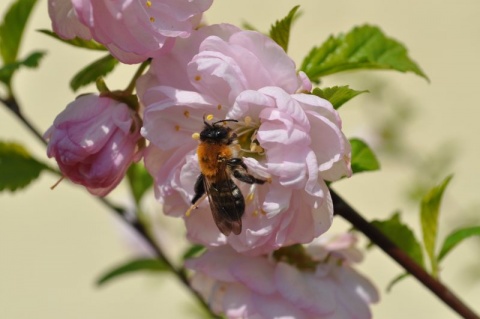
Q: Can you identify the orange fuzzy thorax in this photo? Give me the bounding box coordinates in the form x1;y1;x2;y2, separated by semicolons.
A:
197;143;232;178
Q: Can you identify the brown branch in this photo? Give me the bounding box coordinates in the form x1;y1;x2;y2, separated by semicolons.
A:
330;189;479;319
1;96;47;146
99;197;219;318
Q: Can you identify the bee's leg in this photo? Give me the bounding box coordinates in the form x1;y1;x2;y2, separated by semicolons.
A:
191;174;206;204
227;158;248;170
228;158;266;185
186;174;207;216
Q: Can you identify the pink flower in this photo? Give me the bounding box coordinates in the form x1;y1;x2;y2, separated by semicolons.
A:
185;234;379;319
48;0;213;64
140;24;351;255
44;94;143;196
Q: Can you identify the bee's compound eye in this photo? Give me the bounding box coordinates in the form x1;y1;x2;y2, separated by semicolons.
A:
215;129;227;139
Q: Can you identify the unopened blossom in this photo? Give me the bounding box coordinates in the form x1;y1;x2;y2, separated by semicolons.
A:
140;24;351;255
185;234;379;319
48;0;213;64
45;94;143;196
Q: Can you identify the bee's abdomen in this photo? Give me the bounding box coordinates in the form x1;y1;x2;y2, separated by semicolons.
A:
214;180;245;221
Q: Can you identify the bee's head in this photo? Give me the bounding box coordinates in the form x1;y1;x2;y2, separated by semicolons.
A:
200;117;238;144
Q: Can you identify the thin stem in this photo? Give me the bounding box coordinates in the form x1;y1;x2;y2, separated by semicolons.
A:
1;96;47;146
124;59;151;94
98;197;219;318
330;189;479;319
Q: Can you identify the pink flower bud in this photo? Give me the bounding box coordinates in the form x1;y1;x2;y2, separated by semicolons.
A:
45;94;143;196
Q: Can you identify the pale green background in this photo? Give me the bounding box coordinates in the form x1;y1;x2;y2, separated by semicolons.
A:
1;1;480;318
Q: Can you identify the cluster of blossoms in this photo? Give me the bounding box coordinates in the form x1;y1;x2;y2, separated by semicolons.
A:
45;1;378;318
186;234;379;319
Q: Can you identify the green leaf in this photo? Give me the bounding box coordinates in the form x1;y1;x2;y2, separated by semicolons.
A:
269;5;300;52
0;51;46;85
96;258;168;286
0;0;37;64
241;21;258;32
0;141;48;192
350;138;380;174
182;245;206;260
126;163;153;205
371;212;425;290
371;212;425;268
386;273;409;292
70;54;118;91
312;86;368;110
437;226;480;262
300;24;428;83
37;29;107;51
420;175;452;277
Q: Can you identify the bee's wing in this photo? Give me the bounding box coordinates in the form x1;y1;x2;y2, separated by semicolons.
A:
204;166;244;236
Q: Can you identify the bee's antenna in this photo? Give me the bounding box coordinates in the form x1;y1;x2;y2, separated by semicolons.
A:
212;119;238;126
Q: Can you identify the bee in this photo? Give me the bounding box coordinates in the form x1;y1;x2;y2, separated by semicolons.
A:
189;116;266;236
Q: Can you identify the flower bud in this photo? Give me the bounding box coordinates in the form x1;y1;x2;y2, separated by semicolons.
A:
45;94;143;196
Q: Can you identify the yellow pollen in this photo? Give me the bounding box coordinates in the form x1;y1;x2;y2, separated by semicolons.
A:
244;116;252;126
184;110;190;118
175;124;180;131
149;16;155;23
252;210;259;217
206;114;214;121
146;0;152;7
217;104;222;110
192;132;200;140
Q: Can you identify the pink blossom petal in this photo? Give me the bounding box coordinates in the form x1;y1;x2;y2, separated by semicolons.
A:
48;0;91;39
260;87;310;129
230;258;276;295
292;93;340;126
252;294;309;319
142;86;218;150
137;24;241;98
275;263;336;316
306;110;349;177
228;31;303;93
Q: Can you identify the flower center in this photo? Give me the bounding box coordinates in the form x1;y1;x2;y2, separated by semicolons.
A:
273;244;318;271
234;116;265;161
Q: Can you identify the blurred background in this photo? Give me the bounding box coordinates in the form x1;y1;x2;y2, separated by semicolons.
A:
1;0;479;318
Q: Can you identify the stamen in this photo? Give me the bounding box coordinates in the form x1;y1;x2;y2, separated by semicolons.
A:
192;132;200;140
246;192;254;203
146;1;152;7
184;110;190;118
149;16;155;23
217;104;222;110
206;114;214;121
194;75;201;81
244;116;252;126
175;124;180;131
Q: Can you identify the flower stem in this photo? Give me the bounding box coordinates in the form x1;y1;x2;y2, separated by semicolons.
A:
1;95;47;146
124;59;151;95
99;197;219;318
330;189;479;319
